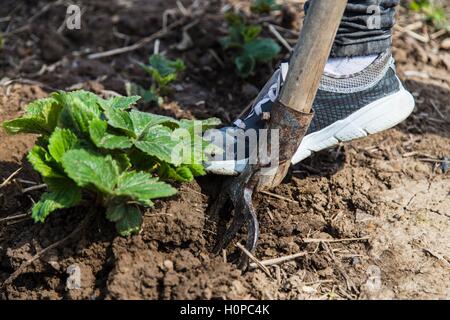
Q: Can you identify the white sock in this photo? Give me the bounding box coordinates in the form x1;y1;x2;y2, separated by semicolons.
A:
325;54;378;76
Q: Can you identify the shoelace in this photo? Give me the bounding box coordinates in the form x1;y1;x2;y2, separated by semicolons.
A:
233;62;289;130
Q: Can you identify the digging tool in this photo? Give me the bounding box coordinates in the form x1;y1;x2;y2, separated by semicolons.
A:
211;0;348;268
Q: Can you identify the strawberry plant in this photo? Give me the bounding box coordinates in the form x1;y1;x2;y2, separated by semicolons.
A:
251;0;282;14
127;54;186;105
221;13;281;78
2;90;220;236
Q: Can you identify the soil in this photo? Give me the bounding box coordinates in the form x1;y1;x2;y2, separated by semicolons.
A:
0;0;449;300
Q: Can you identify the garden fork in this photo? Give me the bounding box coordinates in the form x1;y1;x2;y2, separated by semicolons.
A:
212;0;348;269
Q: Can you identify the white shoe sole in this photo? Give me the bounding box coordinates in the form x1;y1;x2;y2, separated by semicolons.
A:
205;87;415;176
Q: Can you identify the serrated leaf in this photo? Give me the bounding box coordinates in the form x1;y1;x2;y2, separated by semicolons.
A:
31;181;81;223
148;54;185;78
55;91;102;135
105;96;141;110
54;90;103;109
187;163;207;177
115;171;177;201
48;128;78;163
158;162;206;182
158;163;190;182
106;204;142;236
179;118;221;134
134;126;182;165
243;38;280;62
175;166;194;182
2;97;61;135
28;146;63;178
130;109;179;137
61;149;119;193
174;119;221;165
171;127;197;164
102;105;135;137
89;118;133;150
242;25;262;43
141;54;185;87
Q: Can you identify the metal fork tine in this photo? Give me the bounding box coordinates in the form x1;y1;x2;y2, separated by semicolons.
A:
212;207;245;255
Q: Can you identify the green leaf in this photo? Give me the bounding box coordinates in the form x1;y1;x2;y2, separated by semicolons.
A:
28;146;63;178
141;54;185;88
174;166;194;182
2;97;61;135
134;126;182;165
55;91;102;135
172;118;221;165
31;181;81;223
61;149;119;193
244;38;281;62
102;105;135;137
89;119;133;150
106;204;143;236
178;118;221;134
3;89;218;238
104;96;141;110
242;25;262;43
158;163;189;182
158;163;205;182
148;54;186;78
48;128;78;163
187;163;207;177
172;131;204;165
115;171;177;201
129;109;179;137
221;14;246;50
235;55;256;77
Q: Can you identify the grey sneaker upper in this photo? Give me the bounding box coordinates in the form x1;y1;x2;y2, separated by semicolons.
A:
233;49;399;136
309;50;399;133
206;49;401;163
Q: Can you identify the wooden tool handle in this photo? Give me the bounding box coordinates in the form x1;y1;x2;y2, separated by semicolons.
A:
257;0;347;191
278;0;347;112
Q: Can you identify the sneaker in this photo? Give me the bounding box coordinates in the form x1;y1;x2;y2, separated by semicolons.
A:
205;49;415;176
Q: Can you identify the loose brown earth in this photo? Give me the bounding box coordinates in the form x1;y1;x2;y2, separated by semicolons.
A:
0;0;449;300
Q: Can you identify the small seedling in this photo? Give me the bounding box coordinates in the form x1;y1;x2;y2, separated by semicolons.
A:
2;90;220;236
251;0;282;14
127;54;186;105
221;13;281;78
409;0;448;29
